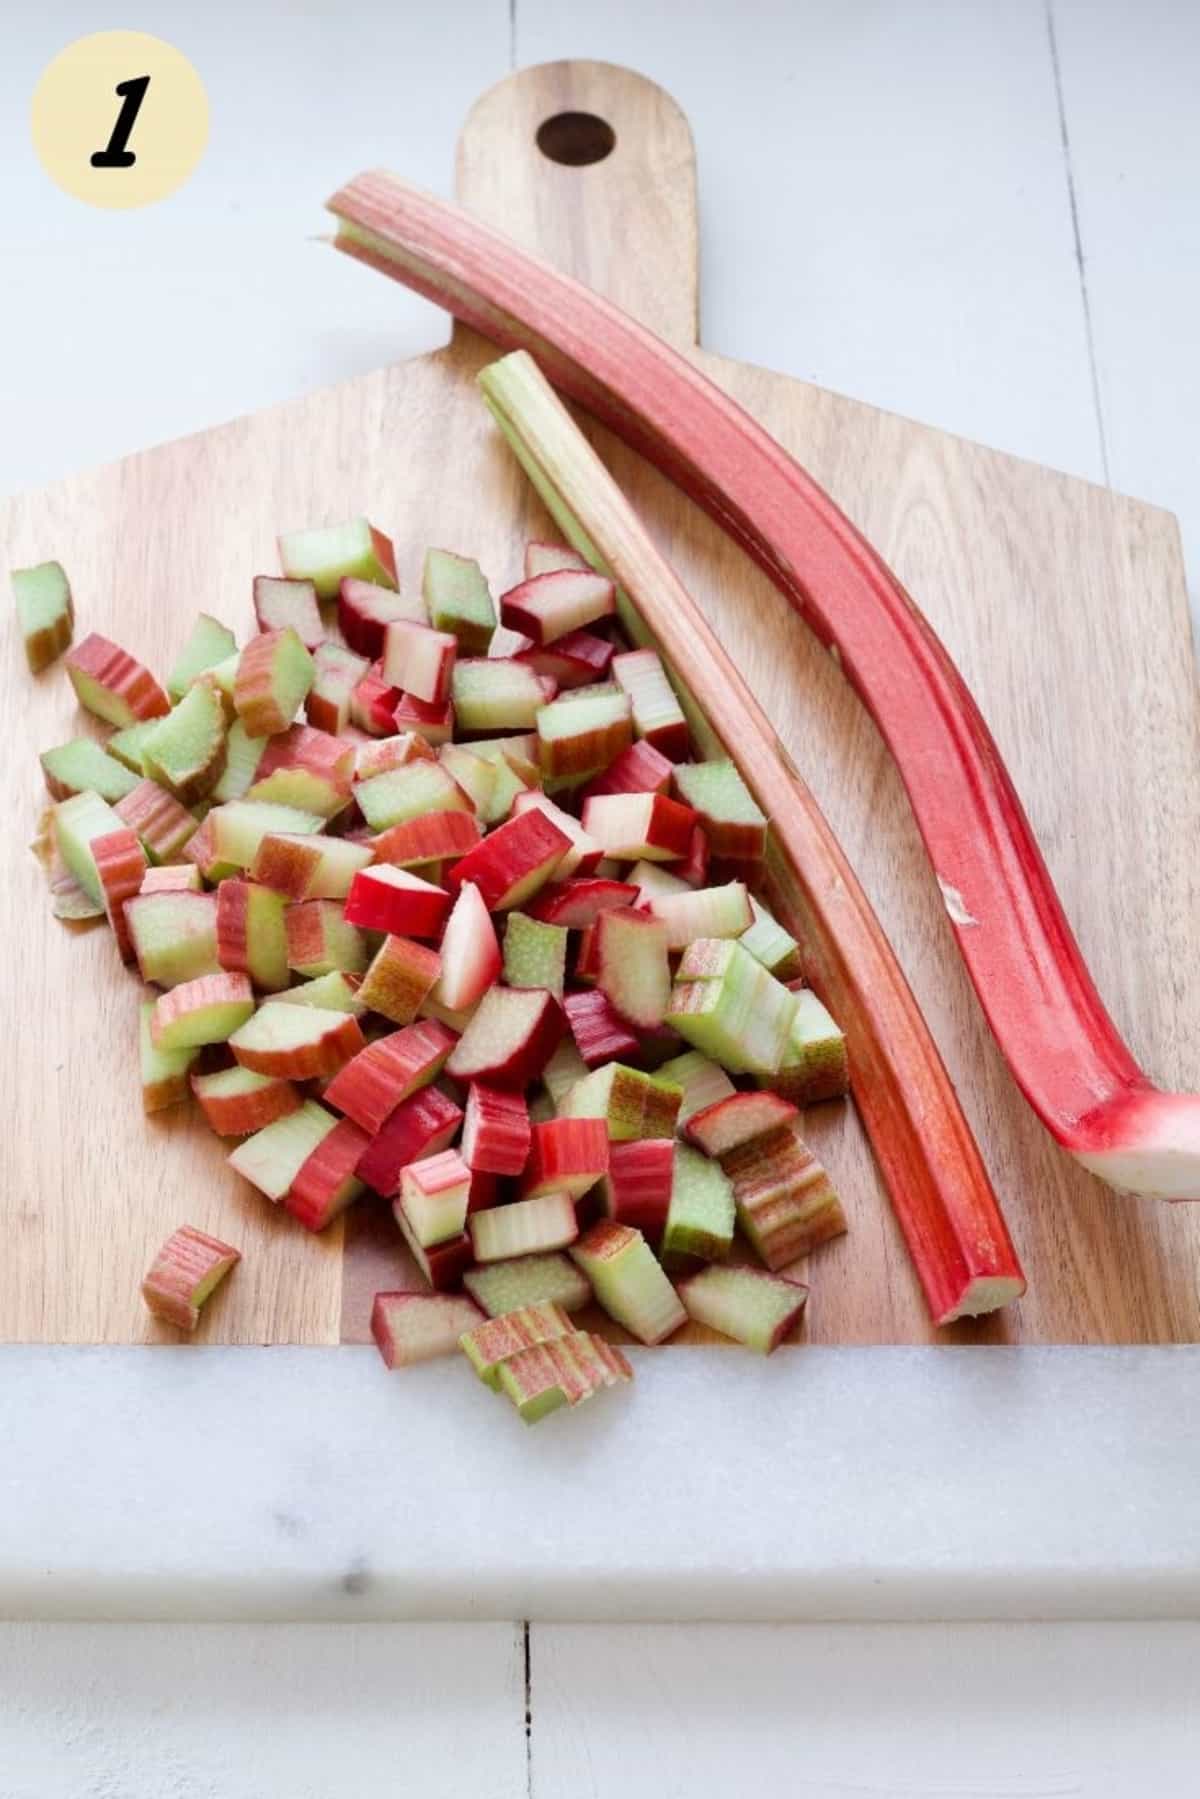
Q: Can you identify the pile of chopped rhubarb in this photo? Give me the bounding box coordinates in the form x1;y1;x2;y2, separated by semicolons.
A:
23;514;851;1425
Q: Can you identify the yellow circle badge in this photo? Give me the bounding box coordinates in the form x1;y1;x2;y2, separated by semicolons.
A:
31;31;208;210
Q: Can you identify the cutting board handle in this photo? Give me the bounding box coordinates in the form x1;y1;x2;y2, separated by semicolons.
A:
455;59;699;347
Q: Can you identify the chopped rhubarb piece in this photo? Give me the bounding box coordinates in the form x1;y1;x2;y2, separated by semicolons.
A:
350;664;402;736
579;739;673;801
371;809;481;868
672;761;767;862
581;792;696;862
358;732;435;780
611;647;690;760
494;1340;578;1423
470;1190;578;1262
126;890;219;988
66;632;169;725
13;560;74;672
323;1018;454;1133
358;934;441;1025
356;1086;463;1196
152;971;255;1051
630;860;688;900
446;986;565;1088
563;989;640;1067
229;1098;338;1200
394;1207;474;1291
354;758;470;833
140;863;203;894
489;623;535;659
139;1000;199;1112
344;865;450;938
251;831;374;901
460;1301;574;1388
464;1252;590;1317
234;627;314;738
274;970;364;1012
438;744;497;815
662;1142;735;1262
516;628;614;690
285;1116;369;1230
167;614;240;701
397;1147;472;1247
520;1117;608;1200
510;792;603;879
596;907;671;1030
40;738;138;804
107;720;159;775
678;1263;808;1353
540;1036;591;1111
339;577;425;658
503;912;567;997
536;686;632;781
278;516;397;600
500;568;616;646
447;808;570;911
285;899;368;978
573;921;601;984
461;1082;531;1175
141;1225;239;1331
723;1121;847;1269
767;988;851;1106
685;1091;800;1160
371;1289;483;1369
675;825;710;889
52;790;126;904
667;939;799;1077
207;800;324;872
452;658;550;732
307;640;370;734
212;720;267;803
381;618;457;705
423;547;497;652
248;724;355;818
570;1220;686;1344
739;896;803;980
428;881;501;1012
527;877;636;929
391;692;455;745
92;826;146;960
115;779;198;863
598;1138;674;1238
525;540;589;579
560;1062;682;1140
253;576;324;649
229;1000;364;1078
191;1065;301;1136
467;1167;501;1213
217;879;290;991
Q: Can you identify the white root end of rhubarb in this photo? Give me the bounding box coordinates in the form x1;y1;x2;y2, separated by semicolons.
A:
1072;1091;1200;1201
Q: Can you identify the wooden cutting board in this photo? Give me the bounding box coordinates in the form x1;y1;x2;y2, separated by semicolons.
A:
3;61;1198;1348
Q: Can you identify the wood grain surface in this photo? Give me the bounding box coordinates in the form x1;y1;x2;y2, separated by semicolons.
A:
2;60;1197;1346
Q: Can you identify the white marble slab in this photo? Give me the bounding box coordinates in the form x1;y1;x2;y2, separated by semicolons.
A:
3;1346;1198;1621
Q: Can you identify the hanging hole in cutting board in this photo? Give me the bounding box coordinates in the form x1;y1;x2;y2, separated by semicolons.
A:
536;111;616;166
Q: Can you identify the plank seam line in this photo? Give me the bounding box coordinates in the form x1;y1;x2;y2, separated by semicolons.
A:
1045;0;1112;486
523;1618;533;1796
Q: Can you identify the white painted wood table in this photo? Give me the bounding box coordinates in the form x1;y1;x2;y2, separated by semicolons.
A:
3;1;1198;1793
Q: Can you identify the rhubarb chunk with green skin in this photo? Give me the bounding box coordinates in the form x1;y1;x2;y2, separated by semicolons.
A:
140;863;203;894
452;657;550;731
211;720;266;803
251;831;373;901
40;738;138;804
598;1138;674;1238
520;1117;609;1200
141;1225;240;1331
464;1252;591;1317
684;1091;800;1160
671;761;767;862
767;988;851;1106
167;613;239;701
581;792;697;862
446;985;565;1088
13;560;74;672
66;633;169;725
398;1148;472;1247
285;1116;369;1230
662;1142;735;1262
278;517;397;600
142;678;228;805
234;627;314;738
667;939;799;1077
596;907;671;1030
461;1082;532;1175
724;1120;847;1269
503;912;567;997
229;1099;339;1201
152;972;255;1051
273;970;365;1013
246;723;354;816
107;721;158;775
191;1065;301;1136
126;891;219;988
371;1290;484;1369
647;881;752;950
470;1190;579;1263
497;1334;633;1423
570;1220;686;1345
655;1050;737;1127
358;934;441;1026
285;899;368;978
536;686;633;780
460;1301;574;1388
230;1001;364;1079
423;548;497;652
501;568;616;645
560;1062;682;1141
307;640;370;734
678;1263;808;1353
115;779;198;864
139;1001;200;1113
739;895;803;980
439;744;497;816
354;758;470;832
541;1036;591;1112
207;800;325;872
52;790;126;904
611;647;690;760
253;576;323;649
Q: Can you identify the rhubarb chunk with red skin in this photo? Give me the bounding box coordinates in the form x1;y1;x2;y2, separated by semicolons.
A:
359;731;436;779
391;692;455;745
569;1220;686;1344
307;641;370;734
52;790;128;905
350;664;401;736
248;723;355;817
371;809;481;869
285;899;368;978
127;891;219;988
520;1117;609;1200
563;989;640;1068
139;1001;200;1113
371;1289;484;1369
497;1333;633;1424
460;1301;574;1387
527;878;635;929
470;1190;578;1262
13;560;74;672
461;1082;532;1175
151;971;255;1051
356;1085;463;1196
394;1206;475;1291
382;618;457;705
324;1018;455;1133
253;576;324;649
206;800;324;874
345;864;451;938
598;1138;675;1239
579;739;673;801
279;517;397;601
559;1061;682;1140
229;1000;365;1079
464;1252;591;1317
358;934;441;1025
581;792;696;862
115;779;198;864
66;633;169;726
229;1098;339;1201
447;808;570;912
251;832;373;901
723;1120;847;1269
191;1065;301;1136
234;627;315;738
684;1091;800;1160
217;879;291;991
525;540;589;579
285;1116;370;1230
611;647;690;760
516;628;613;690
398;1148;472;1247
446;985;565;1088
92;827;146;960
429;881;501;1012
500;568;616;645
339;577;425;658
141;1225;240;1331
672;761;767;862
596;907;671;1030
510;791;603;878
678;1263;808;1353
